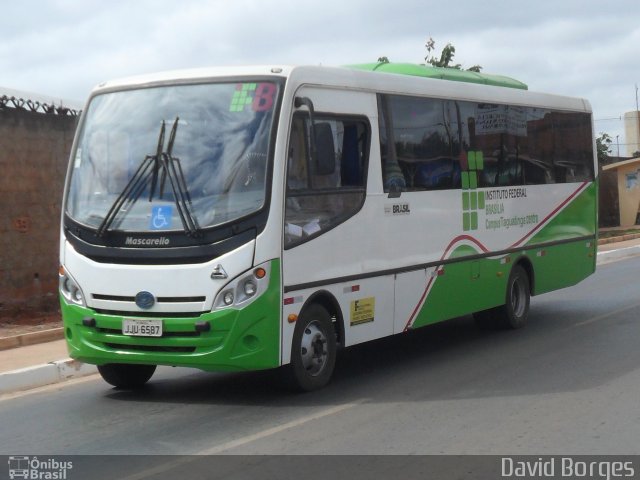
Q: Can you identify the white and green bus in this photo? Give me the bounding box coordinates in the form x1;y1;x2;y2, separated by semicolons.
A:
60;63;597;391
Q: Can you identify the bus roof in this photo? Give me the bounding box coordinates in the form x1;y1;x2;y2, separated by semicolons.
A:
345;62;528;90
90;64;590;113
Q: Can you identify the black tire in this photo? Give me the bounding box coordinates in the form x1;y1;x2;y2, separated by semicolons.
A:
499;265;530;329
285;304;337;392
97;363;156;389
473;264;530;330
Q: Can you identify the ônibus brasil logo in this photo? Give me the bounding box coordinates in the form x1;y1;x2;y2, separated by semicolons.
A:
7;456;73;479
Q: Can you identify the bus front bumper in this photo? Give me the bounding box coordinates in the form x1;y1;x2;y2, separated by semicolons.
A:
60;291;280;372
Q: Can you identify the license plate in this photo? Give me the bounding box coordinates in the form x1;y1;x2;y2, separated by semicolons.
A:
122;319;163;337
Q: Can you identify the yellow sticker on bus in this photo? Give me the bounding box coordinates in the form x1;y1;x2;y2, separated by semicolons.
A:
350;297;375;326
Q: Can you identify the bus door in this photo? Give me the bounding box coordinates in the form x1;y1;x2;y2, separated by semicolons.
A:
281;86;395;356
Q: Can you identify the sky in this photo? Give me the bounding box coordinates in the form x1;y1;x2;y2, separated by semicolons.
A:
2;0;640;154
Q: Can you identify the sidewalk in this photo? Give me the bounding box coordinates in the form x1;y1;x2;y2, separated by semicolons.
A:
2;236;640;395
595;237;640;264
0;339;97;395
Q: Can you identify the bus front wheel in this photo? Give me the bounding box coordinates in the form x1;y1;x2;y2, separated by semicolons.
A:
97;363;156;389
286;303;337;392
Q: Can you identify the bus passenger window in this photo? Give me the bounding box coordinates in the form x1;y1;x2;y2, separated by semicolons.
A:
378;94;461;191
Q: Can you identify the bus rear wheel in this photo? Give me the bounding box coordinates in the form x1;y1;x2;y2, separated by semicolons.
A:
474;264;530;330
97;363;156;389
285;303;337;392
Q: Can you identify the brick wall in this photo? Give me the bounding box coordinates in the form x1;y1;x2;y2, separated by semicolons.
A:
0;108;78;315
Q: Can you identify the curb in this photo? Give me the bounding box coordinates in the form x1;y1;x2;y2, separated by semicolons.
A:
0;327;64;351
596;244;640;265
597;233;640;245
0;358;97;395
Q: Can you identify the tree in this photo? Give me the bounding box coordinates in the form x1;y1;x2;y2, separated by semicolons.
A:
424;37;482;72
596;133;613;164
377;37;482;72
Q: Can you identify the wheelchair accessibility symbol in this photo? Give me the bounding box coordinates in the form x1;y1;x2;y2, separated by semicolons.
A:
150;206;173;230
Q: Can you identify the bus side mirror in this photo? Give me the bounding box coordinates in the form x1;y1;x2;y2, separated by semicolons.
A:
387;185;402;198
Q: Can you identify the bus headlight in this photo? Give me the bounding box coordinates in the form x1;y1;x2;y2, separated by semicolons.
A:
59;266;86;307
213;263;270;311
243;280;257;296
223;291;235;306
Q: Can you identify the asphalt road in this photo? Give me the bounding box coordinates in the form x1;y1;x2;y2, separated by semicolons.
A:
1;257;639;462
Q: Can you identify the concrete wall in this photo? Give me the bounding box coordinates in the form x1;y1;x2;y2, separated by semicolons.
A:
0;107;78;315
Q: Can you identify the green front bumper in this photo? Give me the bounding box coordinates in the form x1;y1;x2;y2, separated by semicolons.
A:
61;266;281;372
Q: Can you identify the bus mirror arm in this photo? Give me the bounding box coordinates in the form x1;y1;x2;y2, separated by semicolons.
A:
294;96;318;166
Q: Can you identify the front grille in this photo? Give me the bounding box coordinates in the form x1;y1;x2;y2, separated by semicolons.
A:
92;294;206;303
105;343;196;353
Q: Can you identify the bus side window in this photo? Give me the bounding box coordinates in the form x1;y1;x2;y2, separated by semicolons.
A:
378;95;407;192
379;94;461;192
285;114;369;249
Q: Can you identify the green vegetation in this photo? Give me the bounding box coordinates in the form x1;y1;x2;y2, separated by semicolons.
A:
596;133;613;164
378;37;482;72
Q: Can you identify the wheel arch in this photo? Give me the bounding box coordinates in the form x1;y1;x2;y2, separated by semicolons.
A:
512;255;535;295
300;290;345;348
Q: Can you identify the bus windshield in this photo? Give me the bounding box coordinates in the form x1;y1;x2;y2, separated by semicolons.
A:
66;81;279;234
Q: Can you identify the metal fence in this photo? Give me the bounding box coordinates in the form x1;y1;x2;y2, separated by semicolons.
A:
0;94;80;116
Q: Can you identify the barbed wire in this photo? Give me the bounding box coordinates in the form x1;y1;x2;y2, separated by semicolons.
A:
0;94;80;116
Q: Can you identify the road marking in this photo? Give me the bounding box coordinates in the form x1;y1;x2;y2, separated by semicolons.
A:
572;301;640;328
119;399;366;480
200;400;364;454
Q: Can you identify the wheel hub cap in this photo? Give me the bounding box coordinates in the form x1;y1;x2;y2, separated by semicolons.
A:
300;320;328;376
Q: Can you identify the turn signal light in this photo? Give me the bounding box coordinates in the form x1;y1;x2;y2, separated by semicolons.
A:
254;267;266;279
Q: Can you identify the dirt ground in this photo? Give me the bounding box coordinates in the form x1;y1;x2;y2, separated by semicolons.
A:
0;298;62;338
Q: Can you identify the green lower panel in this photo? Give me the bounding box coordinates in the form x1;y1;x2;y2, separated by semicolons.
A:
411;238;595;329
61;260;281;372
528;240;596;295
411;247;508;329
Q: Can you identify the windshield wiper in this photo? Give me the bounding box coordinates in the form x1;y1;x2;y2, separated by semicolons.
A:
96;117;200;238
96;123;165;237
159;118;199;236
